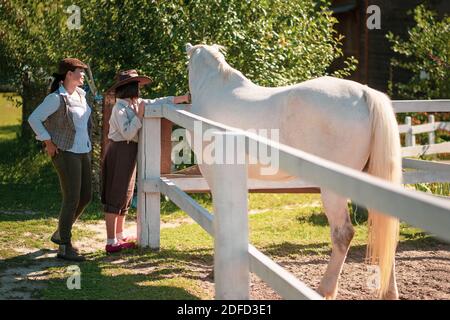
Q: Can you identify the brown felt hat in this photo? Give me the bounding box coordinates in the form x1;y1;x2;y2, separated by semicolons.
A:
107;69;152;93
52;58;88;77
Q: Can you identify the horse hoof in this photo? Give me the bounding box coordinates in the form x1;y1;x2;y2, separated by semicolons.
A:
317;287;337;300
381;291;399;300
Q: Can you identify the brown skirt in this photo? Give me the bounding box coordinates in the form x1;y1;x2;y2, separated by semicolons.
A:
101;140;138;215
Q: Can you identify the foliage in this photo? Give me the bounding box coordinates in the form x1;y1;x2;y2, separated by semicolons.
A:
387;5;449;149
0;0;358;195
387;5;449;100
1;0;357;98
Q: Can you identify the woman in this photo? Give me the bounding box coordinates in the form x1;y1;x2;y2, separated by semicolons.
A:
102;69;189;253
28;58;92;262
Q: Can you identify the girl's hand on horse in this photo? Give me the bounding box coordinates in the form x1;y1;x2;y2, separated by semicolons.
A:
44;140;59;157
138;100;145;119
174;93;190;104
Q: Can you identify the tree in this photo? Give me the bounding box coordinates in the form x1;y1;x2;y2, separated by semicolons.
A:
387;5;449;100
0;0;82;141
387;5;449;146
0;0;358;194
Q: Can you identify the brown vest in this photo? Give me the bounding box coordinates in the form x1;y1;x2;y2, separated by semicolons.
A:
43;94;92;151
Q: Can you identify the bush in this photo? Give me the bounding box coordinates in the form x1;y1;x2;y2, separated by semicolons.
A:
387;5;449;100
387;5;449;145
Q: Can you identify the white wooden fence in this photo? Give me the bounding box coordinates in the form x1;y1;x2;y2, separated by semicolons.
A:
395;100;450;185
137;100;450;300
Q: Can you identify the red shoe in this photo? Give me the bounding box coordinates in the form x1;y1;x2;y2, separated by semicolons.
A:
118;241;136;250
105;244;122;254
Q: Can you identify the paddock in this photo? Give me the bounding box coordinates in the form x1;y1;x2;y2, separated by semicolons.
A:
136;99;450;300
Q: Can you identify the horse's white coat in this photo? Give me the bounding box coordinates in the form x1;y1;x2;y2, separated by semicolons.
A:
185;44;400;299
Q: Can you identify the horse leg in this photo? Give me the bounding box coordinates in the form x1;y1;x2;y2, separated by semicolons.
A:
382;262;399;300
317;190;355;299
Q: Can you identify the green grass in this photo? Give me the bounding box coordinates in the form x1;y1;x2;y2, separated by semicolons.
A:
0;92;444;299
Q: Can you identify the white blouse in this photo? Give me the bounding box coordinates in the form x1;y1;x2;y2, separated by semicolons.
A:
108;96;174;143
28;85;92;153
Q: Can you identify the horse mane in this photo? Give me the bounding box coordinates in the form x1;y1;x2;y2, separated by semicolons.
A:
187;44;241;80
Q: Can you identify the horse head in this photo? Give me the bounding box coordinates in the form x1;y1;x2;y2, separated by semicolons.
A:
185;43;231;97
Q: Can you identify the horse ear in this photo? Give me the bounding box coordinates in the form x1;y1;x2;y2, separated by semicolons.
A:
185;43;193;54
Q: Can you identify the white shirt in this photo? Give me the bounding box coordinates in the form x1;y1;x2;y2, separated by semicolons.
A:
28;85;92;153
108;96;174;143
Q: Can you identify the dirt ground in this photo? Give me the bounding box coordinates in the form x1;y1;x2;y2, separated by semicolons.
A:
248;241;450;300
1;220;449;300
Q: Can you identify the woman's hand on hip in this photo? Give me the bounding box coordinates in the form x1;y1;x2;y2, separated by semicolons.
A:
44;140;59;157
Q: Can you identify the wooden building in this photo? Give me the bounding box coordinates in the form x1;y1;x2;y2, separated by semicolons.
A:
330;0;449;93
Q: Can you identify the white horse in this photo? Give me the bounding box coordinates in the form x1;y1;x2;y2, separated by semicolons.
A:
185;43;402;299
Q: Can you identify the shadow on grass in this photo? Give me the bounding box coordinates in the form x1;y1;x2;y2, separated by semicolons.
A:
0;247;213;300
295;203;369;227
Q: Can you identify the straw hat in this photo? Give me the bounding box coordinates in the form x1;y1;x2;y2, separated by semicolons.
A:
107;69;152;92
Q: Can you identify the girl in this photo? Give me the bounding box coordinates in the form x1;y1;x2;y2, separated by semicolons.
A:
102;69;189;253
28;58;92;262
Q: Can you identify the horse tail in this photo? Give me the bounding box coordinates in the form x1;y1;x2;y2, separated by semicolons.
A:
364;86;402;298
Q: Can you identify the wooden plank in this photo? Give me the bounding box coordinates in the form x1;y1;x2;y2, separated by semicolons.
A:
410;122;450;135
393;100;450;113
159;178;214;235
211;131;249;300
137;119;146;248
161;119;173;174
399;122;450;134
403;158;450;172
404;117;415;147
248;245;323;300
402;142;450;157
150;173;449;191
142;178;160;193
428;115;435;144
142;113;161;249
403;171;450;184
159;175;320;193
412;121;441;135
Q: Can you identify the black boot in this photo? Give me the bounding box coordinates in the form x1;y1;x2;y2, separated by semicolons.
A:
51;230;80;253
57;244;86;262
50;230;62;244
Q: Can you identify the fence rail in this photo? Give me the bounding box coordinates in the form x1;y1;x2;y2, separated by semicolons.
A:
392;100;450;113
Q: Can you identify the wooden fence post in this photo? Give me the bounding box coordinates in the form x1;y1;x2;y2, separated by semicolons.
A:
137;105;161;249
210;131;249;300
428;115;435;145
161;118;173;174
405;116;415;147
